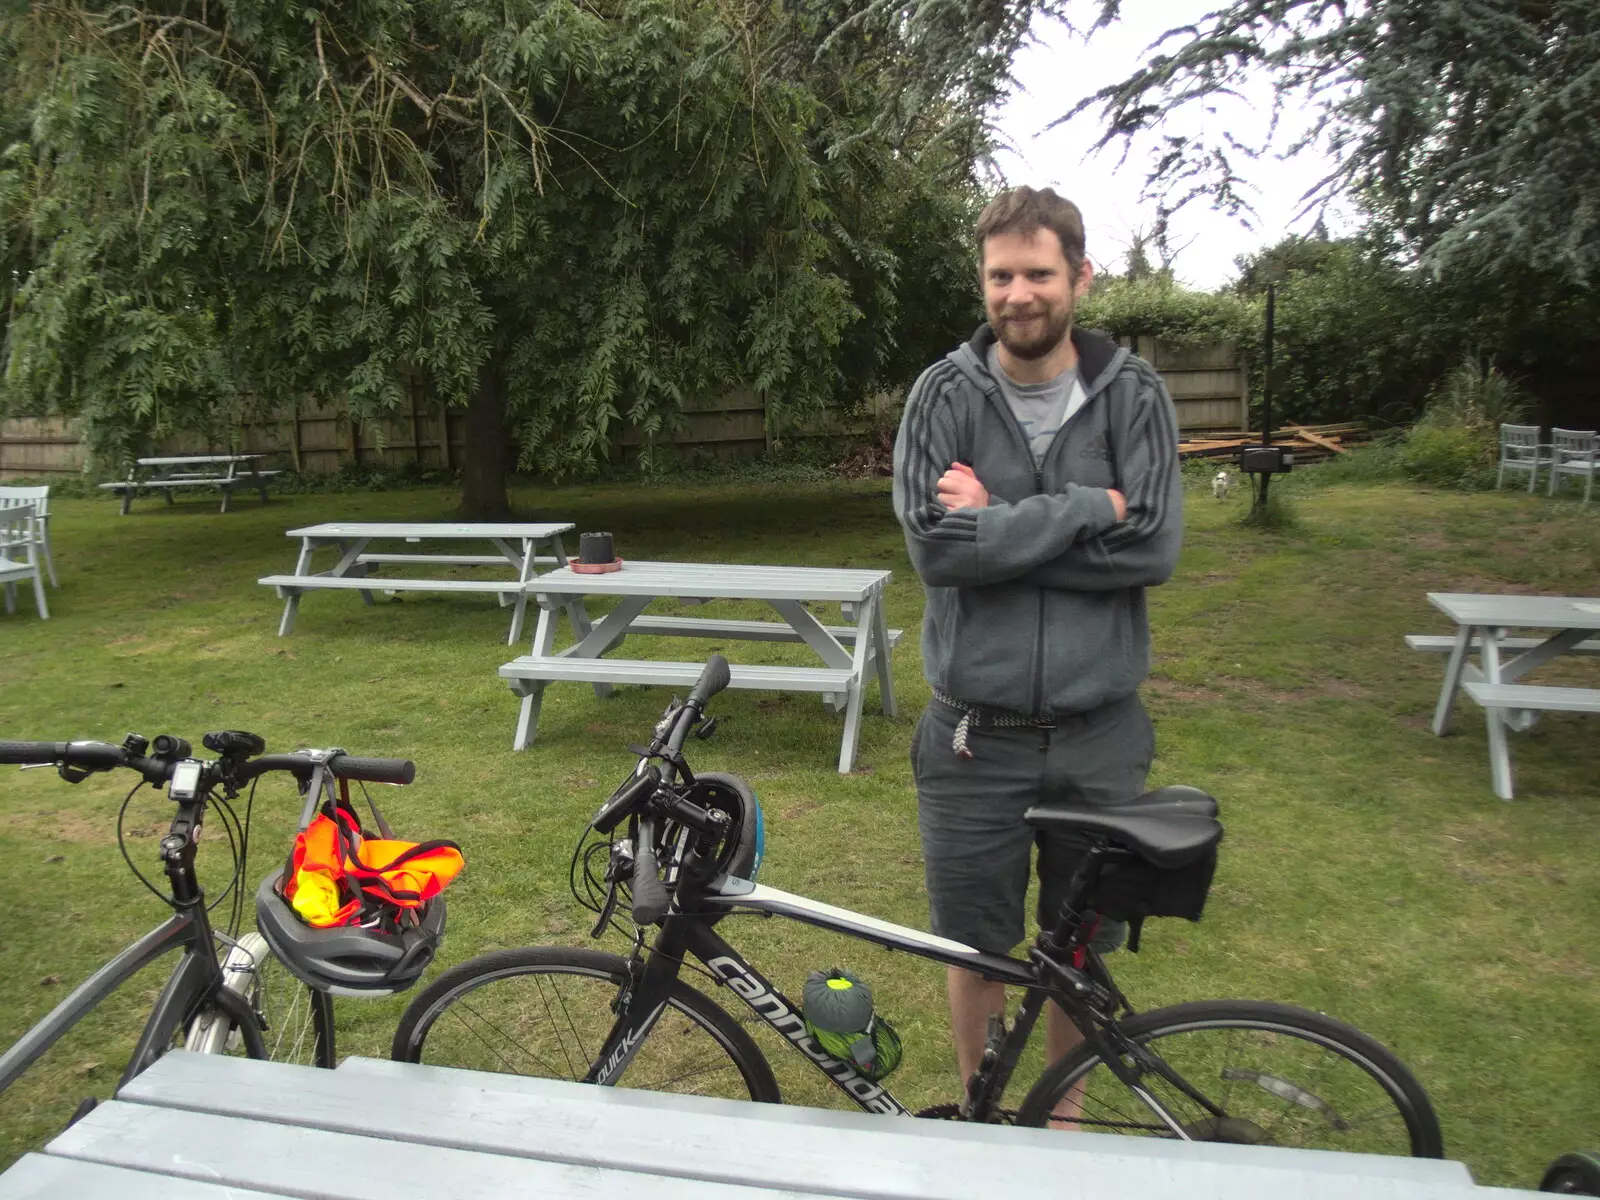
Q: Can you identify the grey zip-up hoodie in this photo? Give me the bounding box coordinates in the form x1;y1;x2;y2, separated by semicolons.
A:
892;323;1183;716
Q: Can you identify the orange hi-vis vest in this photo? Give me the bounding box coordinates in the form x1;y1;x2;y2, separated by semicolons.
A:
283;801;463;930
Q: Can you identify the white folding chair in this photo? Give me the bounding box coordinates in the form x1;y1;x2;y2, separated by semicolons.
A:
0;504;49;619
0;485;57;586
1548;428;1597;506
1496;424;1551;493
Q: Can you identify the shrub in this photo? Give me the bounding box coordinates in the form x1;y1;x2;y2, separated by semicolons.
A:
1398;424;1498;489
1396;356;1526;489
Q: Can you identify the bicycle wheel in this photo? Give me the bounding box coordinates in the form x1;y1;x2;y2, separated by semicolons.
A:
1016;999;1443;1158
391;946;779;1102
186;933;336;1067
1542;1152;1600;1194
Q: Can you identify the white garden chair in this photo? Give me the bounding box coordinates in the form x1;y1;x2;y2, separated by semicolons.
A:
0;485;58;586
1496;424;1551;493
0;503;49;619
1548;428;1597;506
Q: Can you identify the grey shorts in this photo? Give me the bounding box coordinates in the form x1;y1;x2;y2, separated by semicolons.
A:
911;693;1155;955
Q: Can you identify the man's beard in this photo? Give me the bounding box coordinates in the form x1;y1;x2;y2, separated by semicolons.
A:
993;303;1073;361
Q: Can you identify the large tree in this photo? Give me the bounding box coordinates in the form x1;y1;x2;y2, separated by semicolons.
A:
0;0;1017;513
1068;0;1600;285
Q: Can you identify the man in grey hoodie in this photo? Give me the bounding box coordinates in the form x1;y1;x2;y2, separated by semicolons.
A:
892;186;1183;1091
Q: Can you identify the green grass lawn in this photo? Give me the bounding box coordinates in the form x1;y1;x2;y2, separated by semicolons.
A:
1;471;1596;1186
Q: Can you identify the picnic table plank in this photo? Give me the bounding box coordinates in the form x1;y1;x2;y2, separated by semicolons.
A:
100;1052;1479;1198
0;1153;292;1199
48;1100;826;1200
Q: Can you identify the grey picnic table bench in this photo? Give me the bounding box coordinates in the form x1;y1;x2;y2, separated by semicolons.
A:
98;454;280;514
260;521;584;644
499;559;899;773
0;1050;1536;1200
1410;592;1600;799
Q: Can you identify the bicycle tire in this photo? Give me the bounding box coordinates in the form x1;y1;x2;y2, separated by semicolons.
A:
187;932;336;1068
1016;999;1444;1158
391;946;780;1103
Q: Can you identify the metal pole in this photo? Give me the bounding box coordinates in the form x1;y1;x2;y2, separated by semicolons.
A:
1258;284;1276;511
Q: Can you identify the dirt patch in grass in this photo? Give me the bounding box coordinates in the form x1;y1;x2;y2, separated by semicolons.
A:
1214;676;1370;703
1144;676;1224;703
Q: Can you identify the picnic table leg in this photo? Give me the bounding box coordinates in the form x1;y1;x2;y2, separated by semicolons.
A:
163;487;174;507
870;590;896;718
561;599;618;699
500;538;536;646
278;538;317;636
1431;625;1474;736
771;599;853;716
329;539;378;605
3;582;13;614
513;605;560;750
120;481;134;516
835;593;881;772
1479;630;1516;800
252;463;269;506
837;681;864;773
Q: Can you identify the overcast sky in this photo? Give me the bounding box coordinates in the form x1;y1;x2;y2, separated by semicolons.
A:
991;8;1359;290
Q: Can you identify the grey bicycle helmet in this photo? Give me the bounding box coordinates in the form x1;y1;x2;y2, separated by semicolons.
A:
255;868;445;996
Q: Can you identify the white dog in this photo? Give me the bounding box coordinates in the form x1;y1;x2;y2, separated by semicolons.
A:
1212;469;1231;501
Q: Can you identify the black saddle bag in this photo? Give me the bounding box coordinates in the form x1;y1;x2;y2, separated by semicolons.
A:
1086;842;1219;953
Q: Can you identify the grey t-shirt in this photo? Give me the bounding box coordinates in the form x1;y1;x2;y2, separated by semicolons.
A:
986;343;1088;465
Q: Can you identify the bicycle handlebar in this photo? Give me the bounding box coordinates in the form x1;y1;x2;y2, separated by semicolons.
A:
0;739;415;787
0;740;121;767
631;816;672;925
241;754;415;785
688;654;731;709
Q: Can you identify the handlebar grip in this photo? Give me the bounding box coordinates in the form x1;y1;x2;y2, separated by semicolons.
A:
688;655;731;708
631;818;672;926
329;755;415;785
0;741;68;765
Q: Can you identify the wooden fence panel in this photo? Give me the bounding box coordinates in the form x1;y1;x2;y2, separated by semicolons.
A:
0;340;1248;478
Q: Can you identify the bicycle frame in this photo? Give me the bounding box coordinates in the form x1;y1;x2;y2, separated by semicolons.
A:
586;874;1071;1117
0;791;264;1096
586;845;1211;1134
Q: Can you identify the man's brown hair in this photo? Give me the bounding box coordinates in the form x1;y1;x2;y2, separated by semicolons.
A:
975;187;1087;276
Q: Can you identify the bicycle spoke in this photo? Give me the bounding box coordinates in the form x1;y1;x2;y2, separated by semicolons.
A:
533;975;592;1079
627;1055;743;1092
552;976;603;1073
446;995;568;1078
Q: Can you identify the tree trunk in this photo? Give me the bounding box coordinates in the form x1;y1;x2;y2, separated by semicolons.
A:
461;353;512;518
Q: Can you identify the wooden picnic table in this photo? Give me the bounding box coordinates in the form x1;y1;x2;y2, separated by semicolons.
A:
0;1049;1516;1199
260;521;583;644
1412;592;1600;799
499;559;899;773
98;454;280;514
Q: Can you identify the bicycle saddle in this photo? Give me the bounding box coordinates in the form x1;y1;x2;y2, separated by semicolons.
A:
1024;785;1221;868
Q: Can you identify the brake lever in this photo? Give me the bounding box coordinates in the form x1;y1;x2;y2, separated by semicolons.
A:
693;715;718;741
57;764;93;784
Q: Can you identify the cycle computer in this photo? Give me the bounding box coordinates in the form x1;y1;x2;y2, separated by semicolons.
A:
169;760;203;800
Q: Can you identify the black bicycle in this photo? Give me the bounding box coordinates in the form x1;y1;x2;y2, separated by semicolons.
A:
392;657;1443;1156
0;731;414;1103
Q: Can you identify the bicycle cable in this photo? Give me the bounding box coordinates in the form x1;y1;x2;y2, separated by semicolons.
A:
203;790;244;918
115;781;178;910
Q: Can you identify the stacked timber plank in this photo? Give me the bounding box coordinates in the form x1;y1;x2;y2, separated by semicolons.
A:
1178;422;1371;465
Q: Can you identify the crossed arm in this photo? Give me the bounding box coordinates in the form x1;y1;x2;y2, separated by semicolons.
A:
893;380;1182;592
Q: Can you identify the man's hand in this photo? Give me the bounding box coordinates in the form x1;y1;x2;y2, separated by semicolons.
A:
1107;489;1127;521
937;462;989;511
